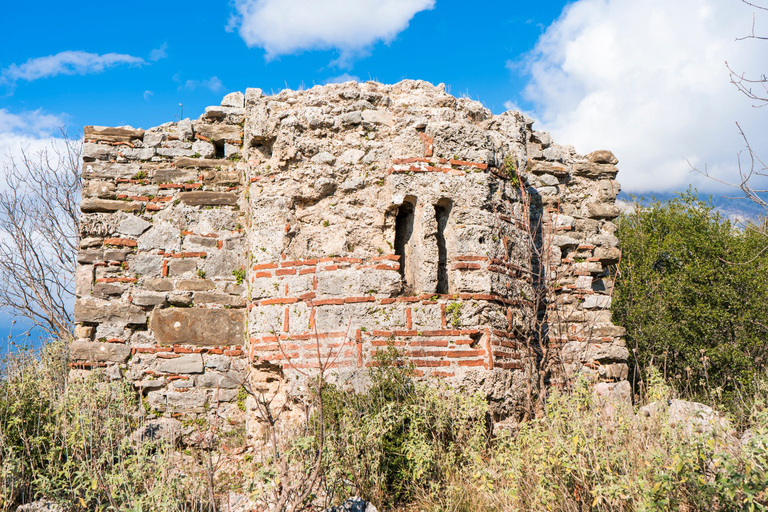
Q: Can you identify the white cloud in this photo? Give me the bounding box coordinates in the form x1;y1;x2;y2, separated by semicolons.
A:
180;76;224;92
1;51;144;87
324;73;360;84
149;43;168;62
516;0;768;193
230;0;435;61
0;109;69;193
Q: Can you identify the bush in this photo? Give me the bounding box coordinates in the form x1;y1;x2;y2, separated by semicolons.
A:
613;190;768;405
0;339;216;512
320;347;490;509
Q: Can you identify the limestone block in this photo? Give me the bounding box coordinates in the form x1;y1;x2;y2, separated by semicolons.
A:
176;119;194;141
221;91;245;108
340;111;362;125
143;278;174;292
224;143;240;159
75;265;93;297
149;308;246;346
83;143;117;161
194;123;242;143
77;249;103;264
176;279;216;291
178;191;239;206
75;297;147;325
245;87;263;105
70;341;131;363
192;140;216;158
595;380;631;404
143;131;166;148
175;157;233;169
594;247;621;263
587;203;620;219
587;150;618;165
340;149;365;164
83;180;116;198
84;126;145;142
92;282;126;298
193;292;247;307
201;170;241;185
169;259;197;276
81;198;142;213
158;354;204;374
147;390;207;412
120;147;156;160
205;355;231;371
153;169;199;183
572;162;618;178
157;147;196;158
168;293;193;307
132;254;163;277
117;215;152;236
132;293;167;306
131;417;183;444
196;371;241;389
138;222;181;252
582;295;612;309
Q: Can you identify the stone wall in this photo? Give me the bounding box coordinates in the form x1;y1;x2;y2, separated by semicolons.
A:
73;80;629;427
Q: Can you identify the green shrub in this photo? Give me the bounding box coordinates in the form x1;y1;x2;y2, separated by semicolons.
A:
613;190;768;406
0;339;215;512
320;346;490;508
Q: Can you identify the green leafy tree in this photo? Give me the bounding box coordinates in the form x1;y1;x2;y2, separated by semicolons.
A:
613;190;768;401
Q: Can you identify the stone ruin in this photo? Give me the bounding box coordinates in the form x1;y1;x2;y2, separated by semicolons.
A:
73;80;629;436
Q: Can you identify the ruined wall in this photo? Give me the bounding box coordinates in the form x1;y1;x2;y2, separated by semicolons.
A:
73;80;629;426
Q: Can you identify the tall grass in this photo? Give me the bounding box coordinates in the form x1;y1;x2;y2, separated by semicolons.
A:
2;339;767;511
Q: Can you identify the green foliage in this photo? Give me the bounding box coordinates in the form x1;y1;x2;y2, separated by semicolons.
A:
477;376;768;512
502;154;520;187
445;302;462;328
321;346;490;508
0;340;218;511
614;190;768;404
232;267;246;285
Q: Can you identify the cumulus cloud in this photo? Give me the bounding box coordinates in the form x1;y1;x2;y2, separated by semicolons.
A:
1;51;144;87
229;0;434;61
516;0;768;193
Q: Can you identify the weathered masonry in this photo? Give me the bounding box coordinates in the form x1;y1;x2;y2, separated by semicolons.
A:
73;80;629;426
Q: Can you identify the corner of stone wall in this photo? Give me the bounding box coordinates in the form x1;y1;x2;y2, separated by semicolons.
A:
74;90;252;433
523;124;629;399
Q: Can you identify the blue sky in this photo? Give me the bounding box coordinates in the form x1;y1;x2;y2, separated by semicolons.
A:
0;0;767;343
1;0;564;129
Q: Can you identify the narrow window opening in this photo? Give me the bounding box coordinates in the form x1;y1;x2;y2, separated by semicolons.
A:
395;202;415;294
435;200;452;294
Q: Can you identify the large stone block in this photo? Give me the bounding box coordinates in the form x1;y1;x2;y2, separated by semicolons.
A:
178;192;239;206
75;297;147;325
158;354;204;374
81;198;143;213
84;126;145;142
71;341;132;362
149;308;246;346
194;123;242;143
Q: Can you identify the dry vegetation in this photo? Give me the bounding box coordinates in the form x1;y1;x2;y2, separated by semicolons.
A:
2;340;767;512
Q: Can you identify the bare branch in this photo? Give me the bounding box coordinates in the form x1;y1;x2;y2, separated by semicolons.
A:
0;131;81;336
